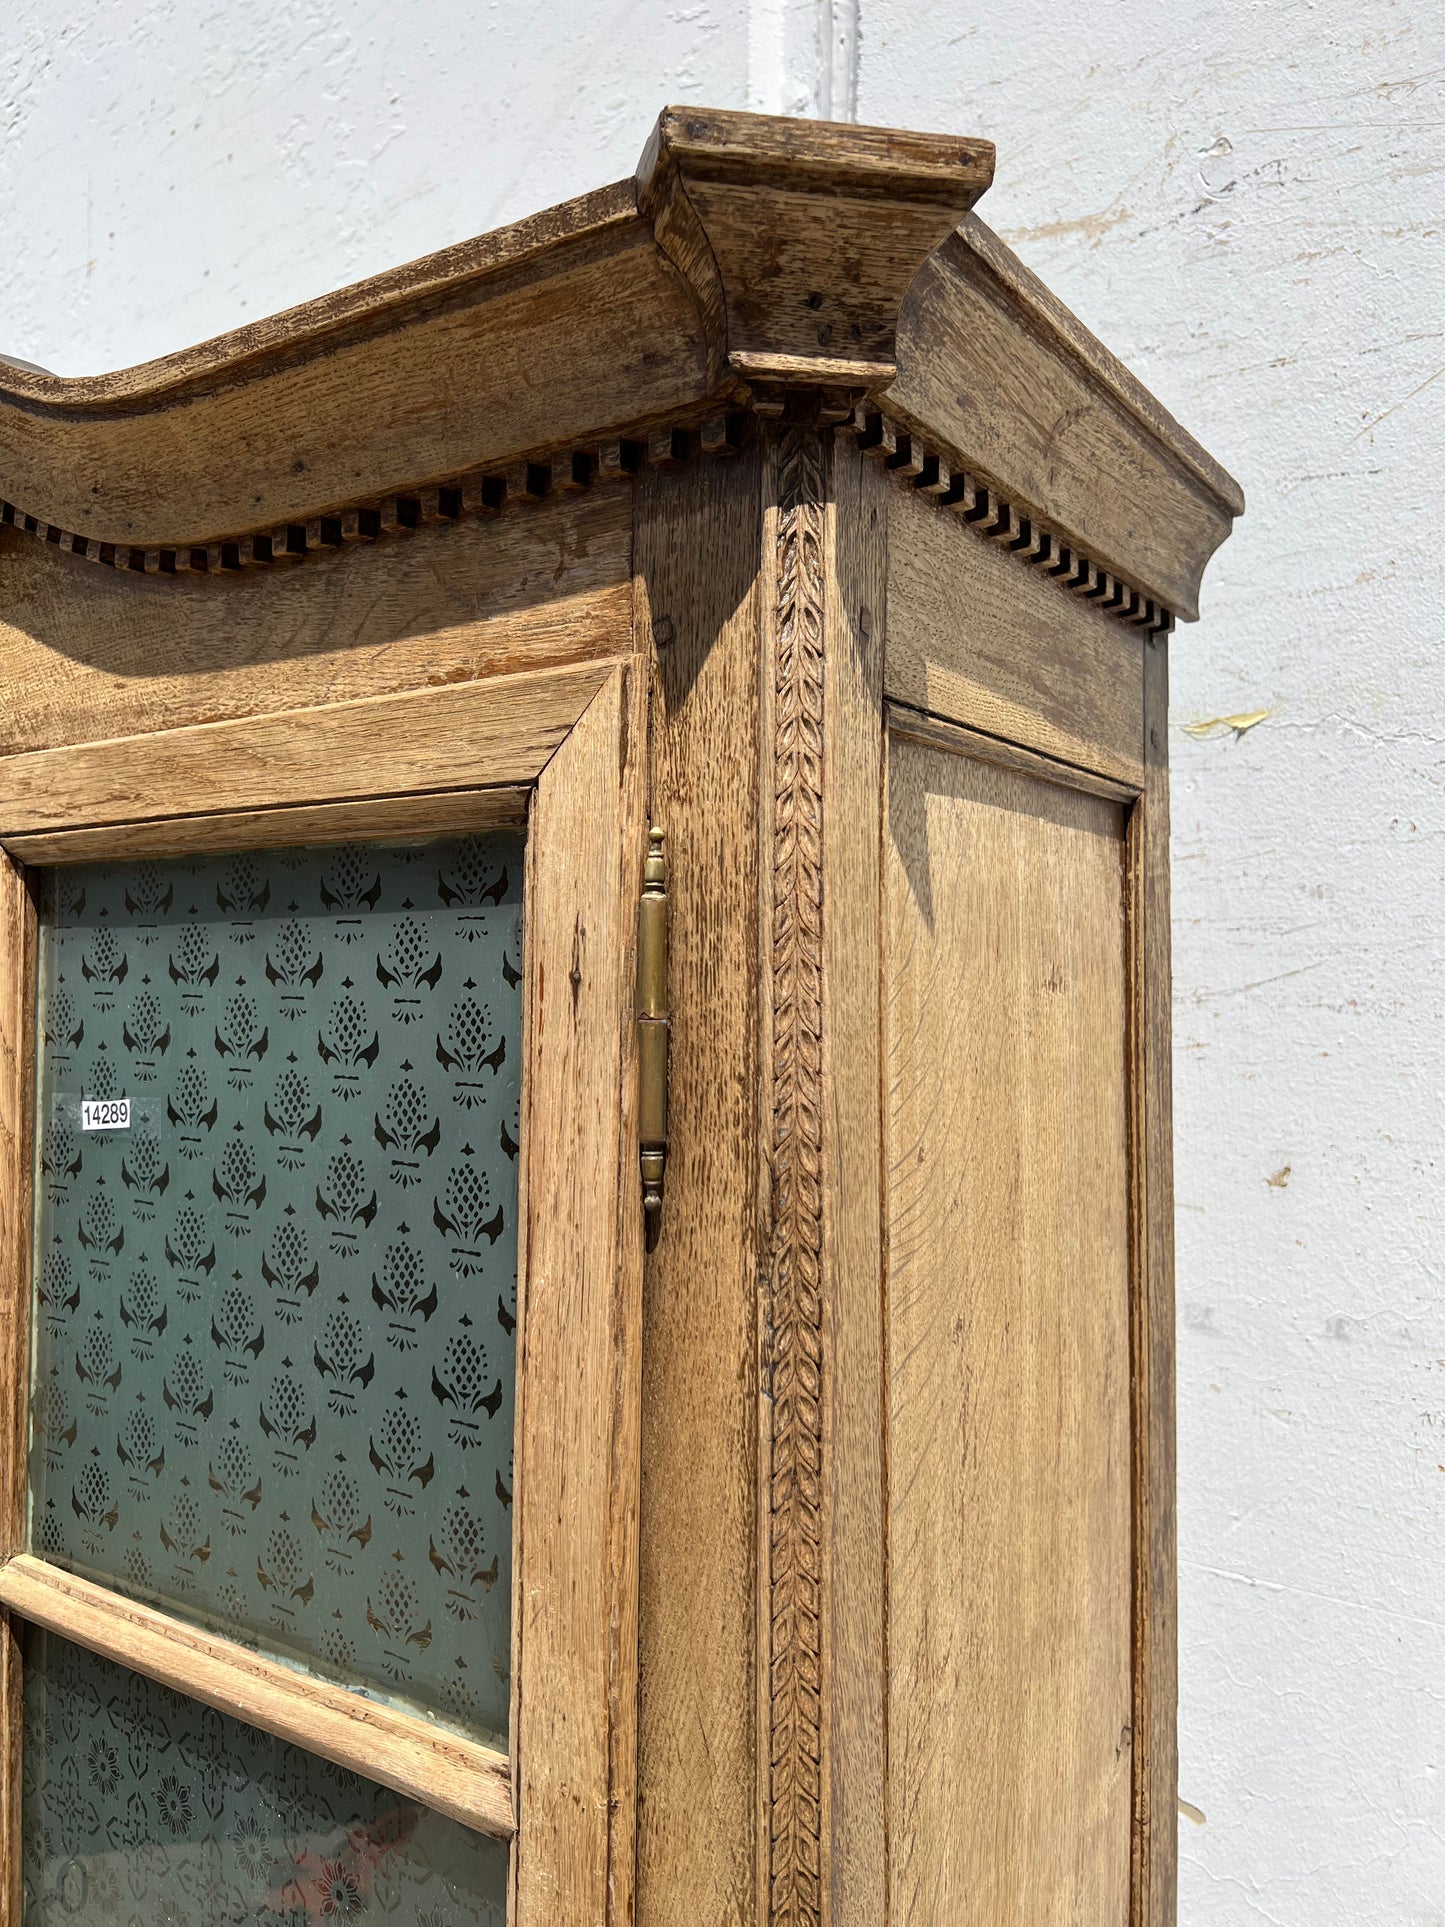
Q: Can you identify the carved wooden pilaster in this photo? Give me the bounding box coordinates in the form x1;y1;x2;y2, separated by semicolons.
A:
763;420;829;1927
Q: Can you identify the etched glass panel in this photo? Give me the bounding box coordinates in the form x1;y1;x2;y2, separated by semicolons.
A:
28;835;523;1742
22;1626;508;1927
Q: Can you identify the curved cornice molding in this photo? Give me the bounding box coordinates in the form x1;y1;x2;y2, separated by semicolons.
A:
0;411;745;575
0;405;1183;648
0;179;700;551
0;110;989;558
0;182;638;417
0;105;1241;617
845;406;1177;636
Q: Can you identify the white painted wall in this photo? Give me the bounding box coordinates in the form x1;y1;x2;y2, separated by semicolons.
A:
4;3;1442;1919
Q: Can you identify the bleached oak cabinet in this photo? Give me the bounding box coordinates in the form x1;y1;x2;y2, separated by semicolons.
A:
0;109;1241;1927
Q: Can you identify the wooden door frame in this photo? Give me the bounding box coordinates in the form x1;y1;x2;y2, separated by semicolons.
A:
0;660;647;1927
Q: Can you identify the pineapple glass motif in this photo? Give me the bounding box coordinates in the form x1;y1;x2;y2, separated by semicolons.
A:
27;835;524;1748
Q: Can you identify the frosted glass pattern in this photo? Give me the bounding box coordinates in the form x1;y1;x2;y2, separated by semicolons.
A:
28;835;523;1741
22;1627;507;1927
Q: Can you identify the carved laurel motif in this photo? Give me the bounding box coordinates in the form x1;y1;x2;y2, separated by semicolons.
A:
768;421;827;1927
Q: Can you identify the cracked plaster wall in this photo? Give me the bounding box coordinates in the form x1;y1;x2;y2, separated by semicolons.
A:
2;2;1442;1921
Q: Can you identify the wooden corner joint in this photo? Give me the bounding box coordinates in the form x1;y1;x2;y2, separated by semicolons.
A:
844;404;1178;638
637;104;994;405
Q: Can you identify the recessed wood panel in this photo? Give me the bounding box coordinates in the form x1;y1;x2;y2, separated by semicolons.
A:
884;733;1133;1925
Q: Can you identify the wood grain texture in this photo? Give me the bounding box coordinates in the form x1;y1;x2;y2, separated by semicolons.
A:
821;437;887;1927
638;106;992;390
888;215;1243;620
884;479;1145;787
0;661;609;836
606;663;650;1927
1131;637;1178;1927
513;669;645;1927
634;442;765;1927
884;735;1134;1926
764;423;829;1927
0;1555;514;1839
0;195;709;548
0;483;632;756
2;786;529;865
888;705;1138;807
0;109;992;556
849;405;1176;639
0;853;34;1927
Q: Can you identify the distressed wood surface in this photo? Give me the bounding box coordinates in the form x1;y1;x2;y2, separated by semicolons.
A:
0;484;632;756
884;477;1146;786
1131;636;1178;1927
0;660;609;836
639;106;992;391
851;404;1176;640
605;664;649;1927
513;668;645;1927
634;442;765;1927
0;1555;515;1839
822;437;888;1927
0;110;993;556
0;192;708;547
888;215;1242;620
884;734;1134;1925
2;785;529;865
888;704;1138;806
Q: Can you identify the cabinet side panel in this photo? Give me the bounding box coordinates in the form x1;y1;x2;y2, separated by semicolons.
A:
1134;637;1177;1927
635;445;764;1927
884;484;1144;788
884;739;1133;1925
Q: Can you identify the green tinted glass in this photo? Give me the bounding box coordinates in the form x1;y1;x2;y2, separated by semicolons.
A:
22;1626;508;1926
28;834;522;1743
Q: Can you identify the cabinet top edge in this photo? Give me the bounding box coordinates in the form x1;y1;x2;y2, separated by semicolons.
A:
950;216;1244;520
0;104;1240;619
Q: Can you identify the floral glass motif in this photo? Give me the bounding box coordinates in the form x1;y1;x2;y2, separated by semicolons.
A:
29;835;523;1743
22;1626;507;1927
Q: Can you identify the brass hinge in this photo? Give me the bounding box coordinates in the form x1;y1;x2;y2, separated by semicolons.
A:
637;826;669;1222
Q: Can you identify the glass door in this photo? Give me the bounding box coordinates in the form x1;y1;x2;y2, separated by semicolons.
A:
23;829;523;1926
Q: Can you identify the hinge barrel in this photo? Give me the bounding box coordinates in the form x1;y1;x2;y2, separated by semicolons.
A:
637;826;669;1219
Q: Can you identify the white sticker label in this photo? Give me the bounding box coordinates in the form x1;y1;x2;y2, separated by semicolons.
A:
81;1096;131;1132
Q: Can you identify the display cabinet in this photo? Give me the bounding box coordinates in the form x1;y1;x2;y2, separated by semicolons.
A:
0;108;1242;1926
